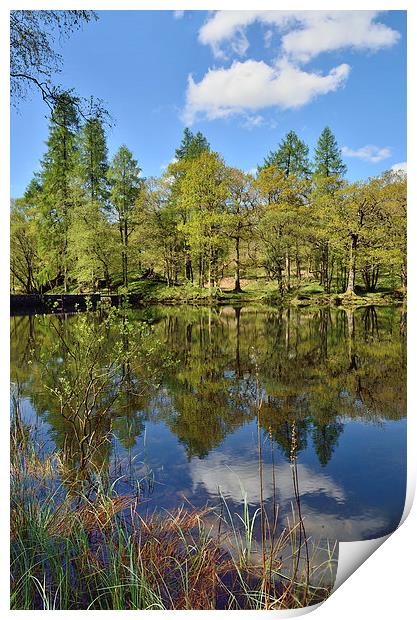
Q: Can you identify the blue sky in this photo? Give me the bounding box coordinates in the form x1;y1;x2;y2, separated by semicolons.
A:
10;9;406;197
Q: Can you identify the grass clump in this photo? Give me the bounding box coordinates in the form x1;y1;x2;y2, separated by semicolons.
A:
10;412;335;610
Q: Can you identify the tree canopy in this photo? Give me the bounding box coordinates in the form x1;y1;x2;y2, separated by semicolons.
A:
10;117;406;299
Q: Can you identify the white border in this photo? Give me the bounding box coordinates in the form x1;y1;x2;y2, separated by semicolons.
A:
1;1;414;618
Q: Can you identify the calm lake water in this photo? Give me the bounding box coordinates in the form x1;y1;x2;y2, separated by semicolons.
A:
11;304;406;545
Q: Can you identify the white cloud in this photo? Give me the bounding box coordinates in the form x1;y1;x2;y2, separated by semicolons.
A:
198;11;294;59
173;10;184;20
281;11;400;63
183;11;399;125
198;11;400;62
391;161;407;173
190;450;391;541
342;145;392;163
184;58;349;124
241;113;265;128
190;451;346;506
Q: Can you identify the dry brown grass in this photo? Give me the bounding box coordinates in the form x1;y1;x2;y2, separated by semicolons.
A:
132;508;225;609
47;495;137;536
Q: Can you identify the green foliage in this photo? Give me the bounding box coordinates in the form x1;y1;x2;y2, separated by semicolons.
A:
78;115;109;204
36;92;80;291
256;166;311;293
107;145;143;289
68;200;119;290
10;125;407;296
177;151;230;287
138;175;184;286
107;145;142;214
225;168;259;291
11;193;41;293
175;127;210;160
313;126;346;179
260;130;310;178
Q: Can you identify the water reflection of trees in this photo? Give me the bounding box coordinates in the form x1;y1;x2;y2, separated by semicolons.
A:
11;304;406;477
10;309;160;494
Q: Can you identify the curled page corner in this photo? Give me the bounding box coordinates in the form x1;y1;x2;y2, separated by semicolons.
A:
331;434;414;596
399;466;416;527
333;535;389;592
332;473;414;595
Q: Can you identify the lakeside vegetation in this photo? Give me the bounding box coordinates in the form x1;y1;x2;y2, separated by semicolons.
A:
10;13;406;306
11;103;406;305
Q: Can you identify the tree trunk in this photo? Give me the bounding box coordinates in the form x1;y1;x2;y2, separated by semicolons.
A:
285;251;291;292
63;260;68;293
346;234;358;294
119;222;124;288
234;236;242;292
123;218;129;288
401;263;407;289
328;257;335;293
339;262;348;292
198;254;203;287
185;252;192;281
295;247;301;288
277;266;284;296
208;250;212;290
362;264;380;292
323;241;329;293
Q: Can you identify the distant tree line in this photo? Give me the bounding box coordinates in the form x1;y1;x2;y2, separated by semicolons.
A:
11;95;406;296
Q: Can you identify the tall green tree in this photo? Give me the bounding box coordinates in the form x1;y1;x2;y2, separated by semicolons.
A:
178;152;229;288
37;92;80;292
68;201;119;290
260;130;310;178
312;127;347;292
256;167;310;293
175;128;210;161
167;129;211;282
323;177;390;294
78;114;109;204
10;195;40;294
107;145;142;289
65;112;112;291
259;131;311;291
140;176;184;286
225;168;259;292
313;127;346;180
379;170;407;289
357;171;407;292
